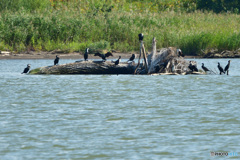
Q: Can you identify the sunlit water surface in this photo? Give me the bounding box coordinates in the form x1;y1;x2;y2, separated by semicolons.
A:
0;58;240;159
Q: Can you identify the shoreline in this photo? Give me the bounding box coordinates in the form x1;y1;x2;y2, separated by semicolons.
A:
1;50;239;60
0;51;201;60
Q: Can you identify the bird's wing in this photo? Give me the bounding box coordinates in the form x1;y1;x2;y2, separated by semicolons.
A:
94;53;102;58
105;52;113;57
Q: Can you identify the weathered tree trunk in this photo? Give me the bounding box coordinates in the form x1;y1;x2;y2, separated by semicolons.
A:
134;42;143;74
142;43;148;72
29;60;136;74
148;37;157;74
147;37;197;75
134;41;148;74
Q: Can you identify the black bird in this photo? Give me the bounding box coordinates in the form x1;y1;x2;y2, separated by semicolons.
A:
22;64;31;74
188;61;198;72
201;63;209;72
54;55;59;65
155;65;161;73
177;49;185;57
94;52;113;61
84;48;89;61
115;56;121;65
127;54;135;62
224;60;231;73
188;61;194;71
138;33;144;41
217;62;225;75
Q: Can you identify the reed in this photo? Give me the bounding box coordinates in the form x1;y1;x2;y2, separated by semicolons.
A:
0;0;240;55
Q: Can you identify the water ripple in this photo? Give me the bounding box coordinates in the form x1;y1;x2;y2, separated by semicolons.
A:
0;59;239;159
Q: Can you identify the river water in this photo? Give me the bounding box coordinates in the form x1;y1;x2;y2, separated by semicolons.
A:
0;58;239;159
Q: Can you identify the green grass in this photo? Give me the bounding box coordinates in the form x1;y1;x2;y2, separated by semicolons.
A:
0;0;240;56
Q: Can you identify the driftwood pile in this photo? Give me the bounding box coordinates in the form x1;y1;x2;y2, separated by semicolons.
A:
134;37;197;75
29;37;199;75
147;38;191;75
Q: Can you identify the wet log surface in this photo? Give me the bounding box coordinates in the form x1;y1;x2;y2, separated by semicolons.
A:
29;60;136;75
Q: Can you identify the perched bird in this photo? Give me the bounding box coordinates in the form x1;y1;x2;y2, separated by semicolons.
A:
177;49;184;57
84;48;89;61
188;61;198;72
94;52;113;61
188;62;194;71
217;62;225;75
115;56;121;65
138;33;144;41
155;62;167;73
105;52;113;58
127;54;135;62
54;55;59;65
155;65;161;73
22;64;31;74
201;63;209;72
224;60;231;74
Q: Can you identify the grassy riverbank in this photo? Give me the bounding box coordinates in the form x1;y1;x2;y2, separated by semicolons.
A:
0;0;240;56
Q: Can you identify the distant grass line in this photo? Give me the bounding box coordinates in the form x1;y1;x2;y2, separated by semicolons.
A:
0;10;240;55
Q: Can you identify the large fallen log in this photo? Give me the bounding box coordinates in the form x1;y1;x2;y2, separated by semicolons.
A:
29;37;204;75
29;60;136;74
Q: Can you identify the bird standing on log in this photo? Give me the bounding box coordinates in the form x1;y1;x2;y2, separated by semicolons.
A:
84;48;89;61
188;61;198;72
138;33;144;41
54;55;59;65
201;63;209;72
94;52;113;61
217;62;225;75
224;60;231;75
22;64;31;74
177;49;184;57
115;56;121;65
127;54;135;62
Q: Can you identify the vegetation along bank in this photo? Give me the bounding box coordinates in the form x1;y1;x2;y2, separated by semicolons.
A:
0;0;240;57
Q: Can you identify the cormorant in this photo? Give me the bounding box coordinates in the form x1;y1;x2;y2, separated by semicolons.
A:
193;65;198;72
177;49;184;57
138;33;144;41
127;54;135;62
94;52;113;61
188;62;194;71
217;62;225;75
188;61;198;72
22;64;31;74
224;60;231;73
155;65;161;73
84;48;89;61
201;63;209;72
115;56;121;65
54;55;59;65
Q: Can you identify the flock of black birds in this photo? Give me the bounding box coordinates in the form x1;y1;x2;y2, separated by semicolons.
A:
189;60;231;75
21;51;135;74
21;33;232;75
218;60;231;75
